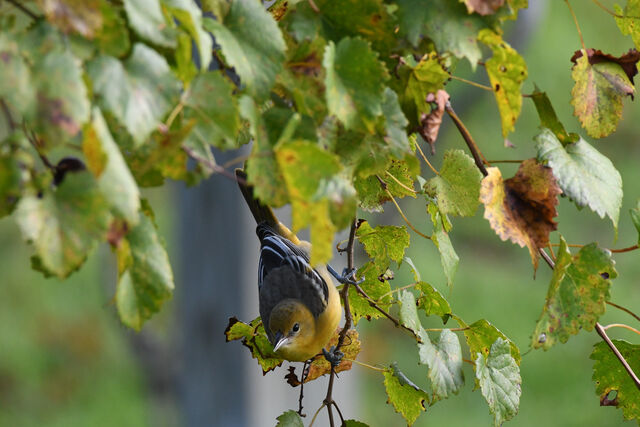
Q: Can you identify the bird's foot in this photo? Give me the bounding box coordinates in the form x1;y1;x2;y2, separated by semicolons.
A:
328;266;364;285
322;346;344;368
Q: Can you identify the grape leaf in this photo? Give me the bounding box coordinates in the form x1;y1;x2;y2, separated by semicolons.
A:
591;339;640;422
83;108;140;226
383;362;429;426
356;221;410;271
462;319;521;365
529;87;579;144
343;421;370;427
182;71;240;150
382;87;412;158
479;160;560;271
571;50;634;138
32;49;90;146
39;0;103;38
123;0;176;48
323;37;388;133
204;0;285;99
0;154;23;217
224;317;283;374
95;2;131;57
398;290;423;336
275;410;304;427
430;209;459;289
15;171;110;278
475;338;522;426
396;0;429;47
532;237;617;350
0;33;35;117
631;200;640;244
535;128;622;231
349;261;392;324
115;200;174;331
479;29;528;137
419;329;465;402
163;0;212;70
615;1;640;51
355;155;419;212
406;53;450;119
425;149;483;217
304;329;360;382
88;43;180;146
415;281;452;323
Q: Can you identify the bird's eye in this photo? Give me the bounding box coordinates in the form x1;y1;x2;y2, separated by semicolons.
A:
292;323;300;333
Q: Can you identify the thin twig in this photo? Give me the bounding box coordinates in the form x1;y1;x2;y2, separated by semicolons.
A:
331;402;345;426
610;244;639;253
345;358;387;372
424;327;470;332
164;101;184;129
323;219;358;427
308;403;325;427
547;242;556;261
595;323;640;391
377;176;431;240
606;301;640;323
297;361;310;417
449;75;494;92
565;0;587;53
602;323;640;336
486;159;524;164
415;142;439;175
222;154;250;169
183;145;244;183
378;283;419;301
445;102;489;176
539;248;555;270
5;0;39;19
591;0;622;17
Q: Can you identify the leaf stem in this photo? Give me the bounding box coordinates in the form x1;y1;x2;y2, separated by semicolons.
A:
164;101;185;130
415;141;439;175
308;403;325;427
449;75;494;92
377;176;431;240
606;301;640;323
565;0;587;53
384;170;417;194
424;327;470;332
602;323;640;336
5;0;39;19
444;102;489;176
595;322;640;391
345;358;387;372
378;283;419;301
591;0;622;17
486;159;524;164
609;244;639;253
183;145;243;183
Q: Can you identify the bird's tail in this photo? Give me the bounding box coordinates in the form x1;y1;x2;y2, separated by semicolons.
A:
235;168;279;229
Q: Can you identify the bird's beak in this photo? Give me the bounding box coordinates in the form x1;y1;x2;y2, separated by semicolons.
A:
273;331;289;353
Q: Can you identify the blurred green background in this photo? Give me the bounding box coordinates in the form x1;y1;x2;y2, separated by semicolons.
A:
1;1;639;426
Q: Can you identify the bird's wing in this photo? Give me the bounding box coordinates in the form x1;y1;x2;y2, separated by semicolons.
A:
257;223;329;308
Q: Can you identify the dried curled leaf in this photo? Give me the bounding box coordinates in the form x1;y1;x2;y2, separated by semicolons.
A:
479;160;561;270
462;0;505;16
419;89;450;153
303;329;361;383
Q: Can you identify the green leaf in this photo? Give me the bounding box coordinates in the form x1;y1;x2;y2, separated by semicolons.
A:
323;37;388;132
224;317;284;374
0;33;35;117
88;43;181;146
275;410;304;427
382;88;411;158
415;281;452;323
535;128;623;231
571;51;634;138
115;200;174;330
383;362;429;426
204;0;285;99
343;421;370;427
39;0;102;38
240;97;288;207
615;1;640;51
405;53;450;118
424;0;488;68
397;0;429;47
425;149;483;217
478;29;528;137
32;49;90;146
631;200;640;244
529;87;579;144
175;32;198;84
356;221;410;271
83;108;140;225
182;71;240;150
476;338;522;426
0;154;23;217
591;339;640;422
123;0;177;48
15;171;110;278
355;154;419;212
419;329;465;402
163;0;212;70
532;236;617;350
463;319;521;365
430;212;459;289
95;3;131;57
349;261;392;324
398;290;423;335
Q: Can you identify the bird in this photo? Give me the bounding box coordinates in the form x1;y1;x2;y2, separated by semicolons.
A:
236;169;343;362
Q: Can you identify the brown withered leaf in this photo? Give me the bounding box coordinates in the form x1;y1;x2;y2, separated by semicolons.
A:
419;89;450;154
38;0;103;38
571;48;640;88
462;0;505;16
479;159;561;271
303;329;361;383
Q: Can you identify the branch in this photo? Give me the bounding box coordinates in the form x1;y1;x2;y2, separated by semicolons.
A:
323;219;358;427
595;323;640;391
565;0;587;53
606;301;640;324
5;0;39;20
444;101;489;176
182;145;245;184
376;176;431;240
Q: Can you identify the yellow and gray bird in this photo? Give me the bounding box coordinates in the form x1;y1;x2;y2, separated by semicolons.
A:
236;169;342;362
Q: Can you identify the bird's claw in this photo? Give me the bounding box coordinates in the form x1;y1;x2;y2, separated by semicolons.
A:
322;346;344;367
328;265;364;285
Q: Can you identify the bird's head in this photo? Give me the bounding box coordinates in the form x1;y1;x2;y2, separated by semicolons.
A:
269;299;317;361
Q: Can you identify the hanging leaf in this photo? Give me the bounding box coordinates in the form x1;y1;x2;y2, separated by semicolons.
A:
429;207;459;289
383;362;430;426
357;221;410;272
163;0;212;70
406;54;450;119
529;87;579;144
419;329;465;402
532;237;617;350
462;319;521;365
349;261;392;324
475;338;522;426
535;128;622;232
615;2;640;50
479;159;561;270
123;0;176;48
415;281;452;323
224;317;283;374
275;410;304;427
